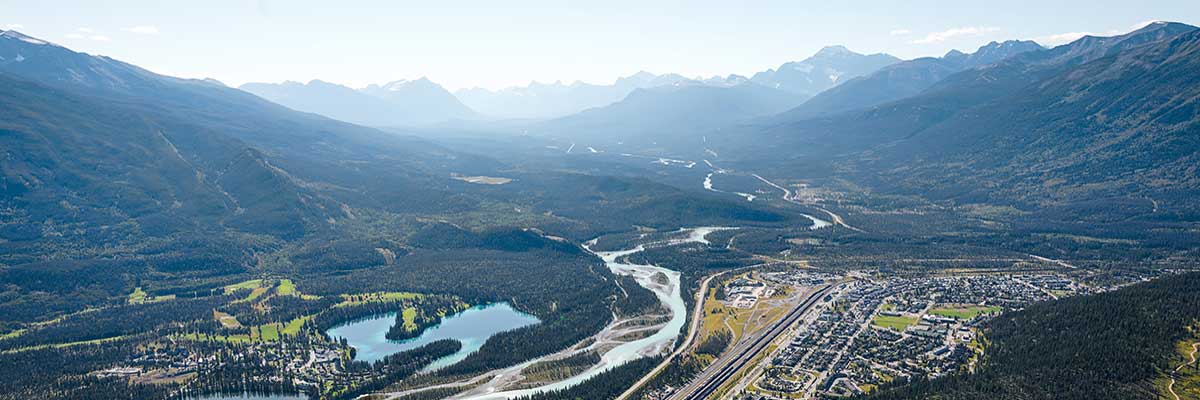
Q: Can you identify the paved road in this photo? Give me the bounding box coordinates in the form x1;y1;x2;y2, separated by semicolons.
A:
617;261;770;400
751;173;864;233
614;273;719;400
1168;342;1200;400
670;283;836;400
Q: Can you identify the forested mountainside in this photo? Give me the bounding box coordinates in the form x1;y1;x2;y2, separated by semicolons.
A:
864;272;1200;400
776;39;1043;119
0;30;798;394
533;83;803;147
716;23;1200;222
864;26;1200;212
2;10;1199;400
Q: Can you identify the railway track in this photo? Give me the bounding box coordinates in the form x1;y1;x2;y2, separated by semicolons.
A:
671;283;837;400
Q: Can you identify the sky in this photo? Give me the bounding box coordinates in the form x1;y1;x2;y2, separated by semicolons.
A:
4;1;1199;91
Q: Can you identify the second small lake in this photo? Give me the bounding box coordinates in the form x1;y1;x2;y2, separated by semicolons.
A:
325;302;539;371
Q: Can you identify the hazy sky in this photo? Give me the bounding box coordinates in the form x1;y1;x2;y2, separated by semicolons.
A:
5;1;1198;90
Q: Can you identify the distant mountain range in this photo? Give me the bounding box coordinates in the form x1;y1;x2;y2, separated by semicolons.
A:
236;46;901;126
749;45;901;97
454;71;697;120
534;82;802;146
456;46;900;120
719;21;1200;221
778;39;1045;119
239;77;475;127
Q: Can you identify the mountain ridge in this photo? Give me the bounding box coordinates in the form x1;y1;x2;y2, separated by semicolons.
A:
240;77;476;127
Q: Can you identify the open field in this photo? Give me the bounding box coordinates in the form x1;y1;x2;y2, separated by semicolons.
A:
281;316;310;336
214;310;242;328
276;279;297;296
1158;324;1200;400
1;335;128;354
128;287;147;304
223;279;264;294
930;305;1001;319
872;315;918;331
259;324;280;341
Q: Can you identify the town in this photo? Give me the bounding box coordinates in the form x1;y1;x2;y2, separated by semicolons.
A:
720;269;1096;399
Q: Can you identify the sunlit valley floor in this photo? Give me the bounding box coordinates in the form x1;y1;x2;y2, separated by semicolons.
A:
2;19;1200;400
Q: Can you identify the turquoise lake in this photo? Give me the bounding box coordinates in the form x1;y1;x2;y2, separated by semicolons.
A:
324;302;539;370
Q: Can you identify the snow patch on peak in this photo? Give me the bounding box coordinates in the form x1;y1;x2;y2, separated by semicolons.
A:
2;30;51;46
815;45;852;56
384;80;411;90
790;63;815;73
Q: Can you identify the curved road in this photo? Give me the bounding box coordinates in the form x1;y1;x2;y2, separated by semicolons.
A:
1168;342;1200;400
614;273;719;400
751;174;864;233
617;261;768;400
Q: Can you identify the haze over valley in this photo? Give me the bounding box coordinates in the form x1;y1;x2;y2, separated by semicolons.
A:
2;3;1200;400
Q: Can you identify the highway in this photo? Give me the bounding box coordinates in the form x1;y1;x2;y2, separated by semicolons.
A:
614;273;719;400
617;260;771;400
670;283;837;400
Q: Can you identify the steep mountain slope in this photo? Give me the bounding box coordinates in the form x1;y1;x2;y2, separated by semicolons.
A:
1017;21;1197;67
779;40;1043;119
868;27;1200;211
0;30;508;244
534;82;801;146
454;71;693;119
749;45;900;97
720;22;1200;227
0;30;795;324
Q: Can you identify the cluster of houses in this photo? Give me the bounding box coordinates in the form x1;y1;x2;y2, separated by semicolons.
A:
742;271;1083;399
90;336;374;397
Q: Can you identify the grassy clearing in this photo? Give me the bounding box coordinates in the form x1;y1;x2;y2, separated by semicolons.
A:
128;287;148;304
1159;324;1200;400
224;279;271;303
337;292;423;307
281;316;310;336
929;305;1001;320
702;289;744;340
258;324;280;341
244;287;269;302
872;315;918;331
214;310;242;328
1;336;128;354
223;279;263;294
178;333;252;344
276;279;297;296
0;329;26;341
148;294;175;303
399;308;418;331
128;287;174;304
